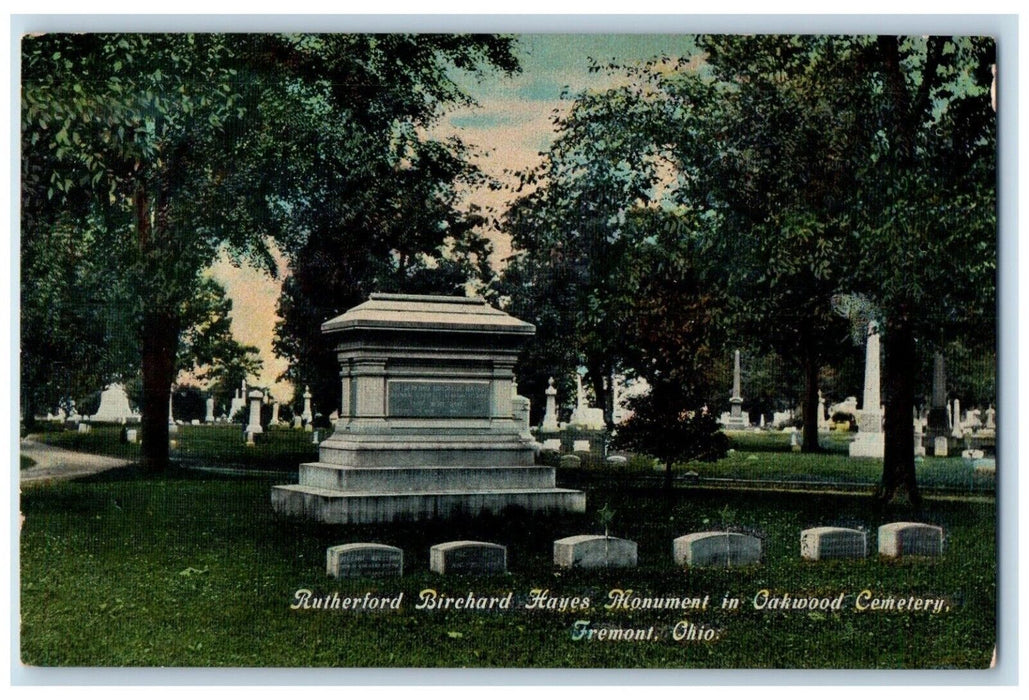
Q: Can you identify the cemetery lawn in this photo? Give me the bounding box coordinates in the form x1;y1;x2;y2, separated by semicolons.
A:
21;467;995;669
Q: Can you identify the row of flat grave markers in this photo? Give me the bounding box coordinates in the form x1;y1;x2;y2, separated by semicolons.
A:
325;523;944;578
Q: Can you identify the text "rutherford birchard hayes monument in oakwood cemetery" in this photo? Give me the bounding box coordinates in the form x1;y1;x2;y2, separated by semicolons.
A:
272;293;586;523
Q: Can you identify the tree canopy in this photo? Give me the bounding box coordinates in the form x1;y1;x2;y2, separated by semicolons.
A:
22;33;520;468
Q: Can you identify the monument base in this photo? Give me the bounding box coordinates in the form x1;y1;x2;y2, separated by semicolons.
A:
849;432;884;458
271;468;585;524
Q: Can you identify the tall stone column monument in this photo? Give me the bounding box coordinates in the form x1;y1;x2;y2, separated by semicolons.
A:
849;321;884;458
541;377;559;431
272;294;585;524
722;350;749;429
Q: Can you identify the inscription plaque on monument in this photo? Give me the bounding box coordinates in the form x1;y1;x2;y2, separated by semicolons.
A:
388;380;490;418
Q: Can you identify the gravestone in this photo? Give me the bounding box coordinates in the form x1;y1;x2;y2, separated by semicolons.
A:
511;383;532;440
878;522;944;558
673;531;762;568
301;385;313;426
205;396;215;423
569;372;605;429
430;541;506;575
926;352;950;453
326;543;403;578
542;438;561;451
951;399;964;438
77;422;91;434
721;350;749;429
817;391;830;431
573;439;591;452
800;527;867;560
293;415;303;429
606;455;628;466
270;401;280;425
553;535;637;569
850;321;884;458
559;454;581;469
541;377;559;431
168;392;178;434
272;294;585;523
126;428;138;443
92;383;137;423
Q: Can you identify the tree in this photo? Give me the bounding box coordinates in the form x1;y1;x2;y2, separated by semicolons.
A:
609;212;732;489
23;33;518;470
499;74;678;426
841;36;996;507
177;277;263;409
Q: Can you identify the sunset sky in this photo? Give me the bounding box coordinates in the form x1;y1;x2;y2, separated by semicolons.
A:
209;35;699;402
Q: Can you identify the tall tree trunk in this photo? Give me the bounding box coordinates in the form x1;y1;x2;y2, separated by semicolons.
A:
801;344;821;453
878;313;921;508
140;310;180;472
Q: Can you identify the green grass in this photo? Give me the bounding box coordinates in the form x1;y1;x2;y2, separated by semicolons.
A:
33;424;318;471
20;468;995;668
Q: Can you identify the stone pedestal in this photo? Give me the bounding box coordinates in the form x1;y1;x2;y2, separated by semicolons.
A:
272;294;585;524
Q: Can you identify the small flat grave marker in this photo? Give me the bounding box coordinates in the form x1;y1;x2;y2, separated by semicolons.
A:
326;543;403;579
674;531;762;568
878;522;943;557
430;541;506;575
800;527;867;560
553;535;638;569
559;454;581;469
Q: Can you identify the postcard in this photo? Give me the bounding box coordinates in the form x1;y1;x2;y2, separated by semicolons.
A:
18;27;1000;675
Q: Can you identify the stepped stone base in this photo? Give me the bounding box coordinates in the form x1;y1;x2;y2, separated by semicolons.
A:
272;468;585;524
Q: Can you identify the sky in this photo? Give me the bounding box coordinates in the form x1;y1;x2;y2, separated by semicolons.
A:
212;34;701;402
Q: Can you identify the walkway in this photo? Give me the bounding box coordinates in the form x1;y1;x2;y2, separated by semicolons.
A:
19;437;134;485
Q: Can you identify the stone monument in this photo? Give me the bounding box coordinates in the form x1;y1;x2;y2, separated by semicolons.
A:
926;352;950;455
245;389;263;444
271;293;585;524
167;390;178;435
92;383;137;423
569;372;605;429
205;396;215;423
301;385;313;426
849;322;884;458
817;391;830;431
540;377;559;431
951;398;964;438
721;350;749;429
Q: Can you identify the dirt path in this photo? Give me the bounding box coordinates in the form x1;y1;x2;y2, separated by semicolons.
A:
19;437;134;485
